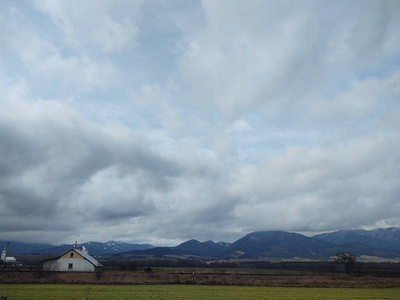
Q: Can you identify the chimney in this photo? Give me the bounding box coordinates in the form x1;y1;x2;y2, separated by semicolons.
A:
75;241;78;249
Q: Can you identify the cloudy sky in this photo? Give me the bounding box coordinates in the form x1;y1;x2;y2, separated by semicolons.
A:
1;0;400;246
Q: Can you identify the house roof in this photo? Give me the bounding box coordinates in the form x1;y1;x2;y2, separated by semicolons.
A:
42;248;102;267
73;248;102;267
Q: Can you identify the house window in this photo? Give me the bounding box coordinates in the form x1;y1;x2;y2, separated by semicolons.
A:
68;263;73;270
70;253;74;258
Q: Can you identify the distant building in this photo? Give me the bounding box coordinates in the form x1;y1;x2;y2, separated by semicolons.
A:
1;242;18;265
42;248;102;272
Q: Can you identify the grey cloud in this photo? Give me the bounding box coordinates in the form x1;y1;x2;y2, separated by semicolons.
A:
0;95;183;241
97;205;153;222
180;0;400;120
231;131;400;233
1;1;400;246
3;95;397;242
0;87;243;244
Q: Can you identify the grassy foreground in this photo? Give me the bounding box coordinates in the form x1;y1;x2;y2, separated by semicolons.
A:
1;284;400;299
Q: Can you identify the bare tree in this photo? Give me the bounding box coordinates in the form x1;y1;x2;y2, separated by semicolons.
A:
95;266;104;280
42;260;60;272
334;252;356;275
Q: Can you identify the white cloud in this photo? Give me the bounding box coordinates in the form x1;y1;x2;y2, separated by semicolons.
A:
1;4;120;93
33;0;143;54
231;130;400;232
0;79;237;244
1;0;400;245
179;0;400;119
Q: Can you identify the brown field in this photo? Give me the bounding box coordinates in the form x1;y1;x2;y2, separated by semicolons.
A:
1;271;400;288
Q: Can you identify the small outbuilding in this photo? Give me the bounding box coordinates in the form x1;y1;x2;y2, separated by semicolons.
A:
42;248;102;272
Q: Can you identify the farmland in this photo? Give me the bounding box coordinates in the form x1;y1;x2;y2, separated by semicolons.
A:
1;284;400;300
1;269;400;288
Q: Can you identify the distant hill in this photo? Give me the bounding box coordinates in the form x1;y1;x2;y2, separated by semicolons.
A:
218;231;333;259
313;227;400;250
4;227;400;260
0;241;54;255
368;227;400;245
122;247;186;257
81;241;154;255
327;242;400;258
35;241;154;255
1;240;154;255
203;241;231;251
174;239;231;257
123;240;231;258
123;228;400;260
124;231;334;259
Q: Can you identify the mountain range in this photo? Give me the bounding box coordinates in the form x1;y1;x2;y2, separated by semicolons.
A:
2;227;400;260
218;231;332;259
313;227;400;250
125;228;400;260
0;240;154;256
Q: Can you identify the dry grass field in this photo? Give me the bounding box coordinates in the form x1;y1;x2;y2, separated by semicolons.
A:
1;270;400;288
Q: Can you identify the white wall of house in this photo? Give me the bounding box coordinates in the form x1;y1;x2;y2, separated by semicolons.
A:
58;258;95;272
43;257;95;272
43;249;99;272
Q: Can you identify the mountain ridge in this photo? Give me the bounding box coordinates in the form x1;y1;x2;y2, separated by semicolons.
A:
312;227;400;250
122;228;400;260
0;240;154;255
3;227;400;259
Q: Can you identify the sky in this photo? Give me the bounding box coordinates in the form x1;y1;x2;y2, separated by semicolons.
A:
1;0;400;246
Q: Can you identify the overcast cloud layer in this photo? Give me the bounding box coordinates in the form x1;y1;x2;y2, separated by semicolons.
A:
1;0;400;246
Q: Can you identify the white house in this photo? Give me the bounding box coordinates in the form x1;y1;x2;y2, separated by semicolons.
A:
42;248;102;272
